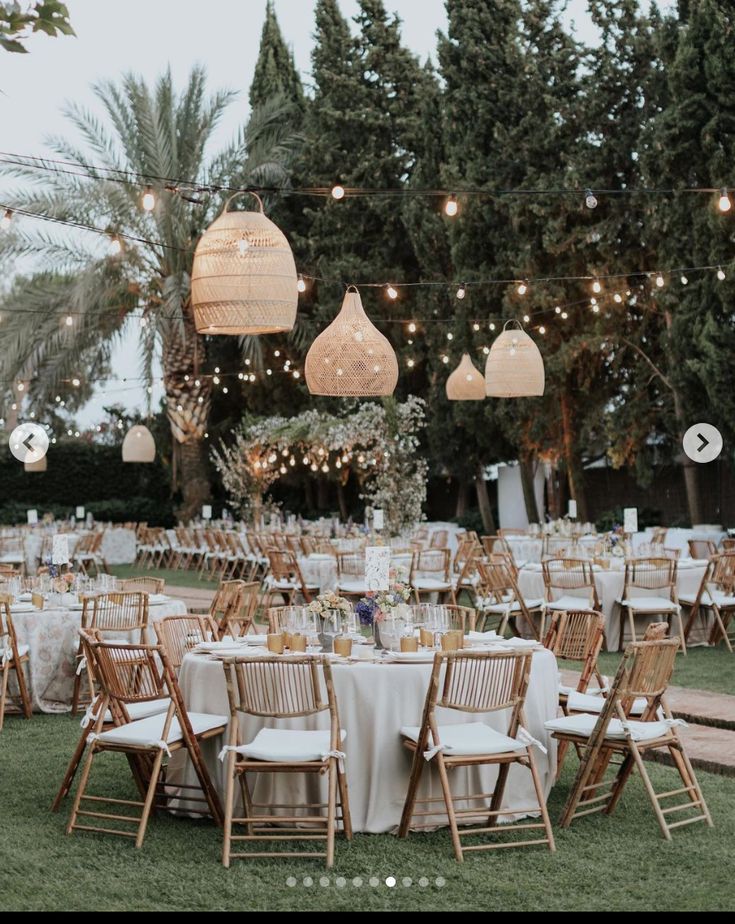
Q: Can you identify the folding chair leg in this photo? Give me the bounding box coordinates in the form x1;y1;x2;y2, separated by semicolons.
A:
527;749;556;851
135;749;165;848
674;610;687;656
487;761;511;828
326;759;338;868
52;727;92;811
66;743;98;835
604;752;635;815
15;660;32;719
337;762;353;839
0;663;9;732
435;755;463;861
398;748;426;837
711;610;733;652
222;750;237;868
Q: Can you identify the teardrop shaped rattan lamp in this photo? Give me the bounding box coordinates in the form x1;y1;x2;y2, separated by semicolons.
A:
305;286;398;396
191;192;297;335
446;352;486;400
122;425;156;463
24;454;47;472
485;319;545;397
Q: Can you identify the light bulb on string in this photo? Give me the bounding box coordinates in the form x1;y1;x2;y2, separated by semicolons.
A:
331;184;345;200
72;377;81;387
472;322;480;331
447;332;454;341
408;322;416;333
561;311;568;319
590;297;597;306
718;188;731;213
142;186;156;212
538;326;546;334
407;358;415;368
444;194;458;217
614;293;623;303
65;315;73;327
489;322;496;331
108;234;122;256
592;304;600;313
386;284;398;300
585;189;598;209
456;283;466;300
592;278;602;294
717;266;726;280
523;314;530;323
680;275;688;285
1;208;12;230
297;274;306;293
517;280;528;296
441;355;449;364
655;273;665;288
554;306;561;314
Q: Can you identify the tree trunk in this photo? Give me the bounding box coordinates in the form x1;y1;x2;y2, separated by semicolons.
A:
303;477;314;514
337;480;348;522
474;462;496;533
160;307;213;522
317;477;329;510
519;455;540;524
455;477;470;518
672;388;703;525
559;389;589;522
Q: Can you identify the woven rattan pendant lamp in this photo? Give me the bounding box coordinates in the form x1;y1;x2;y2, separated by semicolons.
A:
485;319;545;397
191;192;297;335
122;424;156;463
446;353;486;400
305;286;398;396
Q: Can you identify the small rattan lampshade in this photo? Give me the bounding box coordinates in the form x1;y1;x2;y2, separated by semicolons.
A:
305;286;398;396
24;455;47;472
191;192;297;335
122;425;156;463
446;352;486;400
485;320;545;397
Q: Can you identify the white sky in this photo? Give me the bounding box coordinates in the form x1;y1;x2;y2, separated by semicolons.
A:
0;0;669;425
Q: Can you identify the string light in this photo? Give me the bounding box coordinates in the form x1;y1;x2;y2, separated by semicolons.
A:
655;273;665;288
561;311;568;319
489;322;496;331
446;332;454;341
585;189;598;209
444;194;458;217
386;284;398;300
680;275;688;285
613;293;622;303
522;314;530;323
482;346;490;354
108;234;122;256
331;184;345;200
472;322;480;331
141;185;156;212
717;266;726;280
718;187;731;213
407;358;415;368
72;377;80;387
297;274;306;293
590;297;597;306
1;208;12;229
592;304;599;313
408;322;417;333
65;315;73;326
456;284;466;300
592;278;602;294
517;281;528;296
554;306;561;314
441;355;449;364
538;325;546;334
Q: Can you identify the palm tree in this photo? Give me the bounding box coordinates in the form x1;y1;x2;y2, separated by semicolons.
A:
0;67;298;518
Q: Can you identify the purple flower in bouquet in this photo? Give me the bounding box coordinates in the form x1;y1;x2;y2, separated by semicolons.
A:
356;596;379;626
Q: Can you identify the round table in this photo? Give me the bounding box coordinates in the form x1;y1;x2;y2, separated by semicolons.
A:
516;560;708;650
10;595;186;712
169;647;559;834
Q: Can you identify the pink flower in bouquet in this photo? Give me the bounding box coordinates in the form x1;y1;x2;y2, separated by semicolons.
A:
62;572;75;586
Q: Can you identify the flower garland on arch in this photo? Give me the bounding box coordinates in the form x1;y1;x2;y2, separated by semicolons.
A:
211;396;428;536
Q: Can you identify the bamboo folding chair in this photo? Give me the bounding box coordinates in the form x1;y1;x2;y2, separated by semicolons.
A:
542;558;600;616
219;582;260;638
543;610;606;775
335;552;369;599
0;594;32;730
441;604;477;632
398;650;555;861
219;655;352;868
263;550;318;608
476;560;544;638
616;556;685;654
71;592;150;716
681;553;735;651
546;638;713;840
412;549;452;603
650;526;668;546
688;538;717;561
205;579;245;626
721;538;735;552
429;529;449;549
154;614;219;670
118;576;166;595
498;528;527;537
66;637;226;847
450;540;483;606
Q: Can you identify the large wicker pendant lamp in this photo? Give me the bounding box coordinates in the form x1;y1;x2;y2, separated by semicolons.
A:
485;319;545;397
122;425;156;463
305;286;398;396
191;192;297;335
446;352;486;400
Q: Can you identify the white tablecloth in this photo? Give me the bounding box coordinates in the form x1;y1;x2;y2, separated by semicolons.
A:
171;647;558;834
23;528;138;571
632;527;727;555
517;561;707;650
506;535;599;565
11;596;186;712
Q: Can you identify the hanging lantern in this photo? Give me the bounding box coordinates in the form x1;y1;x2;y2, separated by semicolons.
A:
122;425;156;463
305;286;398;396
191;192;297;335
446;353;486;400
24;455;47;472
485;320;545;397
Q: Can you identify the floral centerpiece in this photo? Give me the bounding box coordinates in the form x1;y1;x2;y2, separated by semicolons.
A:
307;592;352;618
355;569;413;649
606;524;626;557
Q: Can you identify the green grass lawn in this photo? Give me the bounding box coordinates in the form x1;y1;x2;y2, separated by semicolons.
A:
0;714;731;911
110;564;219;590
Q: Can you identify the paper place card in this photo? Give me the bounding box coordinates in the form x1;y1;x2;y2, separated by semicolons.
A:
623;507;638;534
365;546;391;591
202;505;212;520
567;499;577;519
27;509;38;526
52;534;70;565
373;509;385;531
75;506;85;520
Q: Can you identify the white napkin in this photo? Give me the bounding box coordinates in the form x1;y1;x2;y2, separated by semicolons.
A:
467;630;501;642
383;650;435;663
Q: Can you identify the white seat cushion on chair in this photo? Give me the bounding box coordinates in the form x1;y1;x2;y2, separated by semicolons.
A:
413;577;451;591
680;591;735;608
567;690;648;715
618;596;678;612
400;722;530;757
481;598;543;613
96;711;227;748
558;682;608;697
546;595;595;611
337;579;369;594
236;727;346;763
545;712;680;742
101;697;172;724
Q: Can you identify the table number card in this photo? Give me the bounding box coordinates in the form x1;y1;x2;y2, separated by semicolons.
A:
623;507;638;534
365;546;391;591
27;509;38;526
202;505;212;521
52;535;70;565
373;508;385;531
567;499;577;519
76;506;85;520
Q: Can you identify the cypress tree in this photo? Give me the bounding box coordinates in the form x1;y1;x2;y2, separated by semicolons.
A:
249;0;304;110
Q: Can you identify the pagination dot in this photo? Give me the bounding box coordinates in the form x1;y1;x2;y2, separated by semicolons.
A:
385;876;396;888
